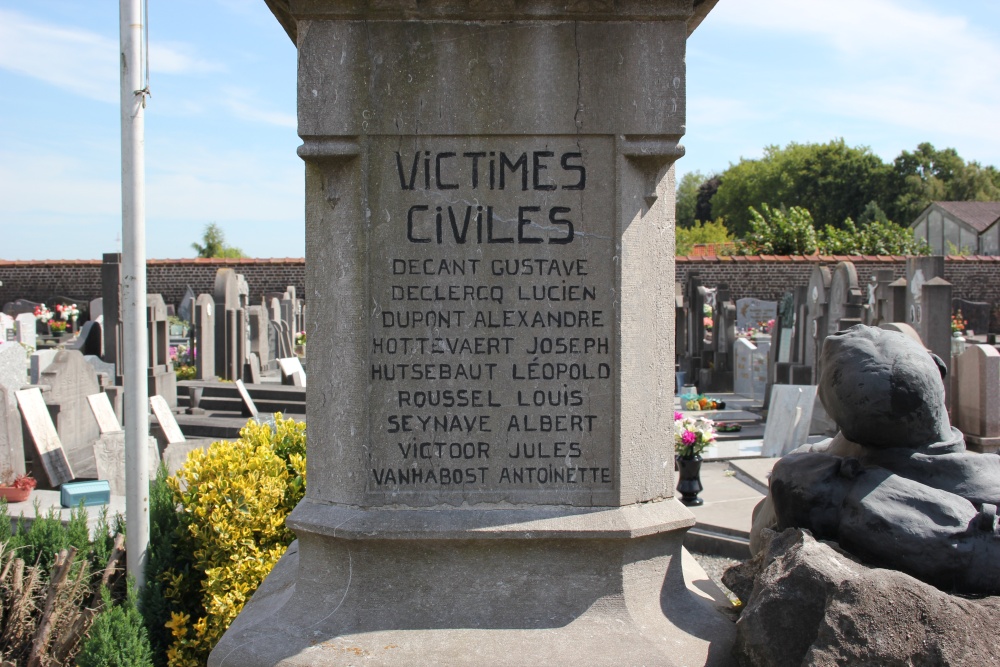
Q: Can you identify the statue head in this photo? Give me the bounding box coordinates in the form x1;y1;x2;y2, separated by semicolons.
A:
818;324;951;449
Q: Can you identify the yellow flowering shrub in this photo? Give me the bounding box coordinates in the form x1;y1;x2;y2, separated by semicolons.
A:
162;415;306;667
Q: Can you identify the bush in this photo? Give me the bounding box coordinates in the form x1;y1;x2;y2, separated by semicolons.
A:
77;584;154;667
159;415;306;666
734;204;819;255
0;500;128;664
676;218;733;256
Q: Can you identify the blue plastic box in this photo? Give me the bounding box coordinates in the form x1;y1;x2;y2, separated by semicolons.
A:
60;481;111;508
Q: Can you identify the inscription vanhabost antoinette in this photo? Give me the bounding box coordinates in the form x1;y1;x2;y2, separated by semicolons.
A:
368;137;616;504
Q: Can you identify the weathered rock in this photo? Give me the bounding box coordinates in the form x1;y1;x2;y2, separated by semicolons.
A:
730;529;1000;667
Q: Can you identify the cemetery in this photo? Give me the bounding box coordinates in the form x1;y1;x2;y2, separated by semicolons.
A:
2;1;1000;666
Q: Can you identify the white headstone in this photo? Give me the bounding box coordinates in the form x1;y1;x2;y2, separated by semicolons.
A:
150;395;186;445
93;432;160;496
762;385;817;457
30;349;59;384
954;344;1000;452
1;314;15;343
277;357;306;387
234;379;259;419
15;313;36;348
15;387;74;486
733;338;756;397
0;344;29;475
736;298;778;332
87;392;122;434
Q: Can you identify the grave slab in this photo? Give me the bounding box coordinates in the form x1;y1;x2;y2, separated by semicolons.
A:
15;387;73;487
150;395;186;445
762;385;817;458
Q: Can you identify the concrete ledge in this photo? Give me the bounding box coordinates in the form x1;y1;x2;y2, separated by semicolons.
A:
288;497;696;541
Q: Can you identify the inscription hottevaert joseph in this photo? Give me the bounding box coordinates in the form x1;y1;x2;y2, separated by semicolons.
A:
368;137;615;502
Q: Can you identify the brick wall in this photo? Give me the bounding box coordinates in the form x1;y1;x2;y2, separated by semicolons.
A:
3;255;1000;313
0;258;305;311
676;255;1000;305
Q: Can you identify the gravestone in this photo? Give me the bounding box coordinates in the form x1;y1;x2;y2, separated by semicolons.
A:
248;305;270;371
147;294;178;407
88;392;160;495
30;350;58;384
761;385;817;458
736;298;778;332
825;261;864;337
15;387;74;487
905;256;944;332
15;313;36;348
214;269;246;381
952;344;1000;453
921;277;954;379
2;299;40;317
193;294;216;380
87;392;122;435
276;357;305;387
865;269;896;326
211;2;732;664
245;352;262;385
89;297;103;322
84;355;116;388
178;285;196;324
234;379;259;419
67;318;103;356
0;344;28;476
733;338;756;397
1;314;15;342
953;299;990;336
149;395;186;446
102;253;123;381
680;273;707;376
39;350;100;479
804;265;832;383
92;432;160;496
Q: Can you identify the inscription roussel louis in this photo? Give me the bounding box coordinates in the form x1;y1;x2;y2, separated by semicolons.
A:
368;138;616;499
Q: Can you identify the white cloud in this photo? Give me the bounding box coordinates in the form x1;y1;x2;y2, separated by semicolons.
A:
221;86;297;128
0;9;224;103
0;9;118;102
703;0;1000;156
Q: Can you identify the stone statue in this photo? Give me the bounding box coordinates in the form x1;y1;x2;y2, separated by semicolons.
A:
751;324;1000;596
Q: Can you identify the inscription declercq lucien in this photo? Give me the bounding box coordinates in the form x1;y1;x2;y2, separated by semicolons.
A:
368;137;616;501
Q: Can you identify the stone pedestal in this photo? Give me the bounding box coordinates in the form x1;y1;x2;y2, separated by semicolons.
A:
211;2;732;664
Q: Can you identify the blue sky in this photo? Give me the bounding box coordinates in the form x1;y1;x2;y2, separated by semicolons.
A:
1;0;998;260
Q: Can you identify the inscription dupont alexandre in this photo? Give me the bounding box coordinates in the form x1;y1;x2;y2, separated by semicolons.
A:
368;139;616;498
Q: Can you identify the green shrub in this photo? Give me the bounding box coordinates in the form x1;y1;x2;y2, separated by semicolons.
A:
159;415;306;667
734;204;819;255
6;501;90;571
140;466;187;666
77;584;154;667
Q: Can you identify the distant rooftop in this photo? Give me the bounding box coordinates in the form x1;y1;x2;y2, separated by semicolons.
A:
932;201;1000;233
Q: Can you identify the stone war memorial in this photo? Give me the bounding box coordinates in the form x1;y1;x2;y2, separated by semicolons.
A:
211;1;733;665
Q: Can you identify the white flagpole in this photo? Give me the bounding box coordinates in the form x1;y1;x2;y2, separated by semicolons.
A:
120;0;150;588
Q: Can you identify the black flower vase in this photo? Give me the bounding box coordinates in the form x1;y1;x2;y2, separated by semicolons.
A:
676;454;704;506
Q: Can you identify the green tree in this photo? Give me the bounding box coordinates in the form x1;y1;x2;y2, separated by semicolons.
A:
888;142;1000;223
710;139;892;237
676;218;733;255
819;202;929;256
675;171;703;229
733;204;818;255
191;223;245;258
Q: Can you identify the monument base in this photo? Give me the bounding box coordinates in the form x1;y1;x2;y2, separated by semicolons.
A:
965;433;1000;454
209;500;735;667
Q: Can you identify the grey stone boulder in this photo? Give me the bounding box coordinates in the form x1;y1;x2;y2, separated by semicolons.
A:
727;528;1000;667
